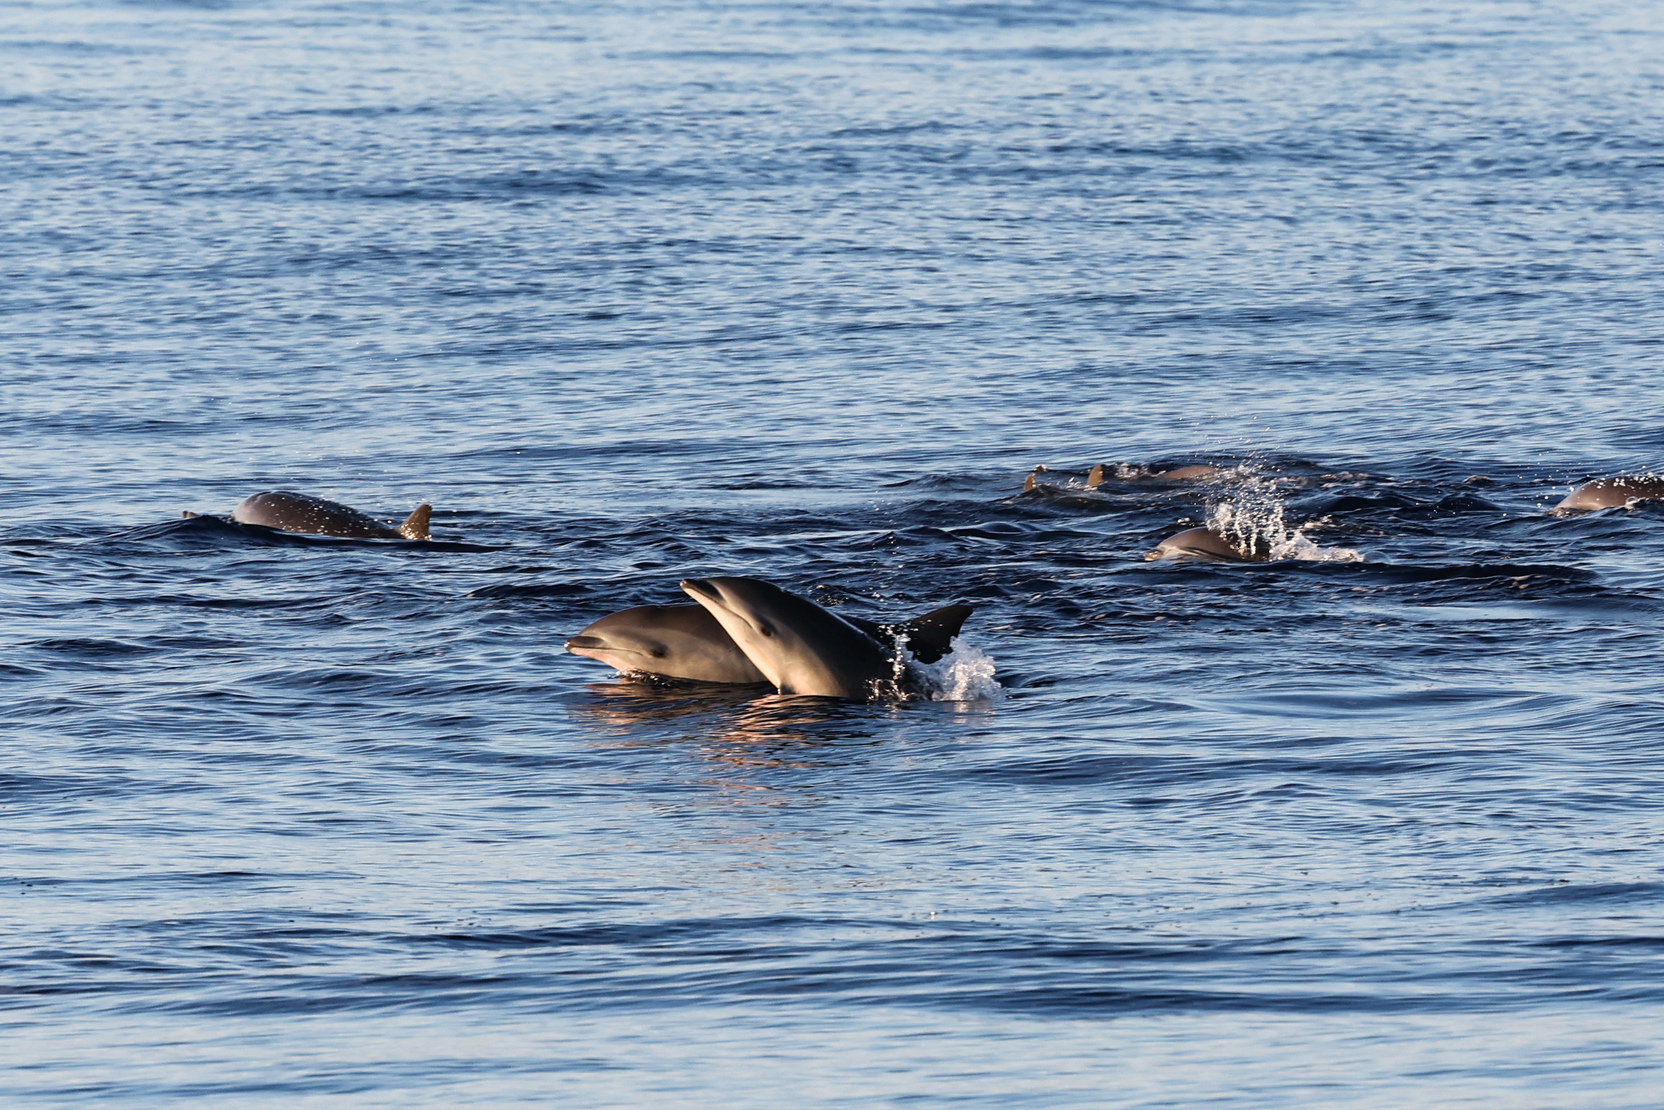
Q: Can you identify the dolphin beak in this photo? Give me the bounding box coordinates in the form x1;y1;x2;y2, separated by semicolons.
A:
566;636;605;654
680;578;720;604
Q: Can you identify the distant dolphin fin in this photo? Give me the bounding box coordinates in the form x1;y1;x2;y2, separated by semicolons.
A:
1023;470;1039;493
399;503;433;541
894;604;974;664
1086;464;1107;488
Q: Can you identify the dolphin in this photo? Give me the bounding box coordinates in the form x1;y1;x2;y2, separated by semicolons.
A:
1088;463;1222;487
566;604;769;685
1145;526;1269;563
224;491;433;540
1554;476;1664;512
1022;463;1223;494
567;598;973;686
678;577;972;699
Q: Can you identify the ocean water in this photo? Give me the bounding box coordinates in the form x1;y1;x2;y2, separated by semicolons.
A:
5;0;1664;1104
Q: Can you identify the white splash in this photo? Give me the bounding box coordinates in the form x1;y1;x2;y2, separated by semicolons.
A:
1208;476;1362;563
913;639;1004;703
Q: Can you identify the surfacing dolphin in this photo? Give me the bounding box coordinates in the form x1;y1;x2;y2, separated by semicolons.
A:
567;597;973;687
224;491;433;540
1087;463;1223;487
678;577;972;699
1146;526;1269;563
1023;462;1222;494
566;604;769;685
1554;476;1664;512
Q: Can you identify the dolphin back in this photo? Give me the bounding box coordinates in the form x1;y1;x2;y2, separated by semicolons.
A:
1555;477;1664;512
846;604;974;664
230;491;428;540
398;504;433;541
893;604;973;664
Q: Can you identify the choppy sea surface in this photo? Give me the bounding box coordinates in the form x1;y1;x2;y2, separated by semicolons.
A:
5;0;1664;1104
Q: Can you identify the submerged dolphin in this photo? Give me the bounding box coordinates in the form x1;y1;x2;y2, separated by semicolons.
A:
223;491;433;540
567;598;973;687
1087;463;1222;487
1554;476;1664;512
1146;526;1269;563
678;577;972;699
1023;462;1222;493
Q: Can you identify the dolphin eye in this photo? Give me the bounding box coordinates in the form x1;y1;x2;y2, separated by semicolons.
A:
758;620;777;638
652;647;667;658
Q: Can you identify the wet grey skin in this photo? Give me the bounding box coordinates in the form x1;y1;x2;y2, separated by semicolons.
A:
1022;463;1222;493
566;604;770;685
567;599;973;687
1145;526;1269;563
679;577;971;699
221;491;433;540
1554;476;1664;512
1086;463;1222;488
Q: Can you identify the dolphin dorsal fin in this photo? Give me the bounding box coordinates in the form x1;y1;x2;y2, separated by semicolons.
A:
1023;470;1039;493
896;604;974;664
1087;464;1107;488
399;503;433;541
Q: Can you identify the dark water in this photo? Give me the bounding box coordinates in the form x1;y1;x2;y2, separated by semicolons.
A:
6;0;1664;1104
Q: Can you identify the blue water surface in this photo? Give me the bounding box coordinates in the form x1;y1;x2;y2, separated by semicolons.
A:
4;0;1664;1104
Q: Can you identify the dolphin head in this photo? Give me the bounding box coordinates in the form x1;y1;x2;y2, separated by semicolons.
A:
565;604;767;685
679;577;896;699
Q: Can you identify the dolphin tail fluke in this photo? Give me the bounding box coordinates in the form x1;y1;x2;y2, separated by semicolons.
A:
898;604;974;664
1086;464;1107;488
399;503;433;541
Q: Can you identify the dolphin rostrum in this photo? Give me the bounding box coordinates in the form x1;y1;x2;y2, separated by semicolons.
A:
226;491;433;540
1554;476;1664;512
568;596;973;688
677;577;972;698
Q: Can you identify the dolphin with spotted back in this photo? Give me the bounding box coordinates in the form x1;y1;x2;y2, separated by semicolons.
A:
219;491;433;540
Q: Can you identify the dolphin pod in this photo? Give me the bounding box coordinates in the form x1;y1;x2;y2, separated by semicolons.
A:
177;462;1662;702
225;491;433;540
567;586;974;697
1554;476;1664;512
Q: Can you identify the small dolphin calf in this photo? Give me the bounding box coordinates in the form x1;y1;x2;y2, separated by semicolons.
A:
1146;526;1268;563
1554;476;1664;512
566;604;769;685
678;577;972;699
228;491;433;540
